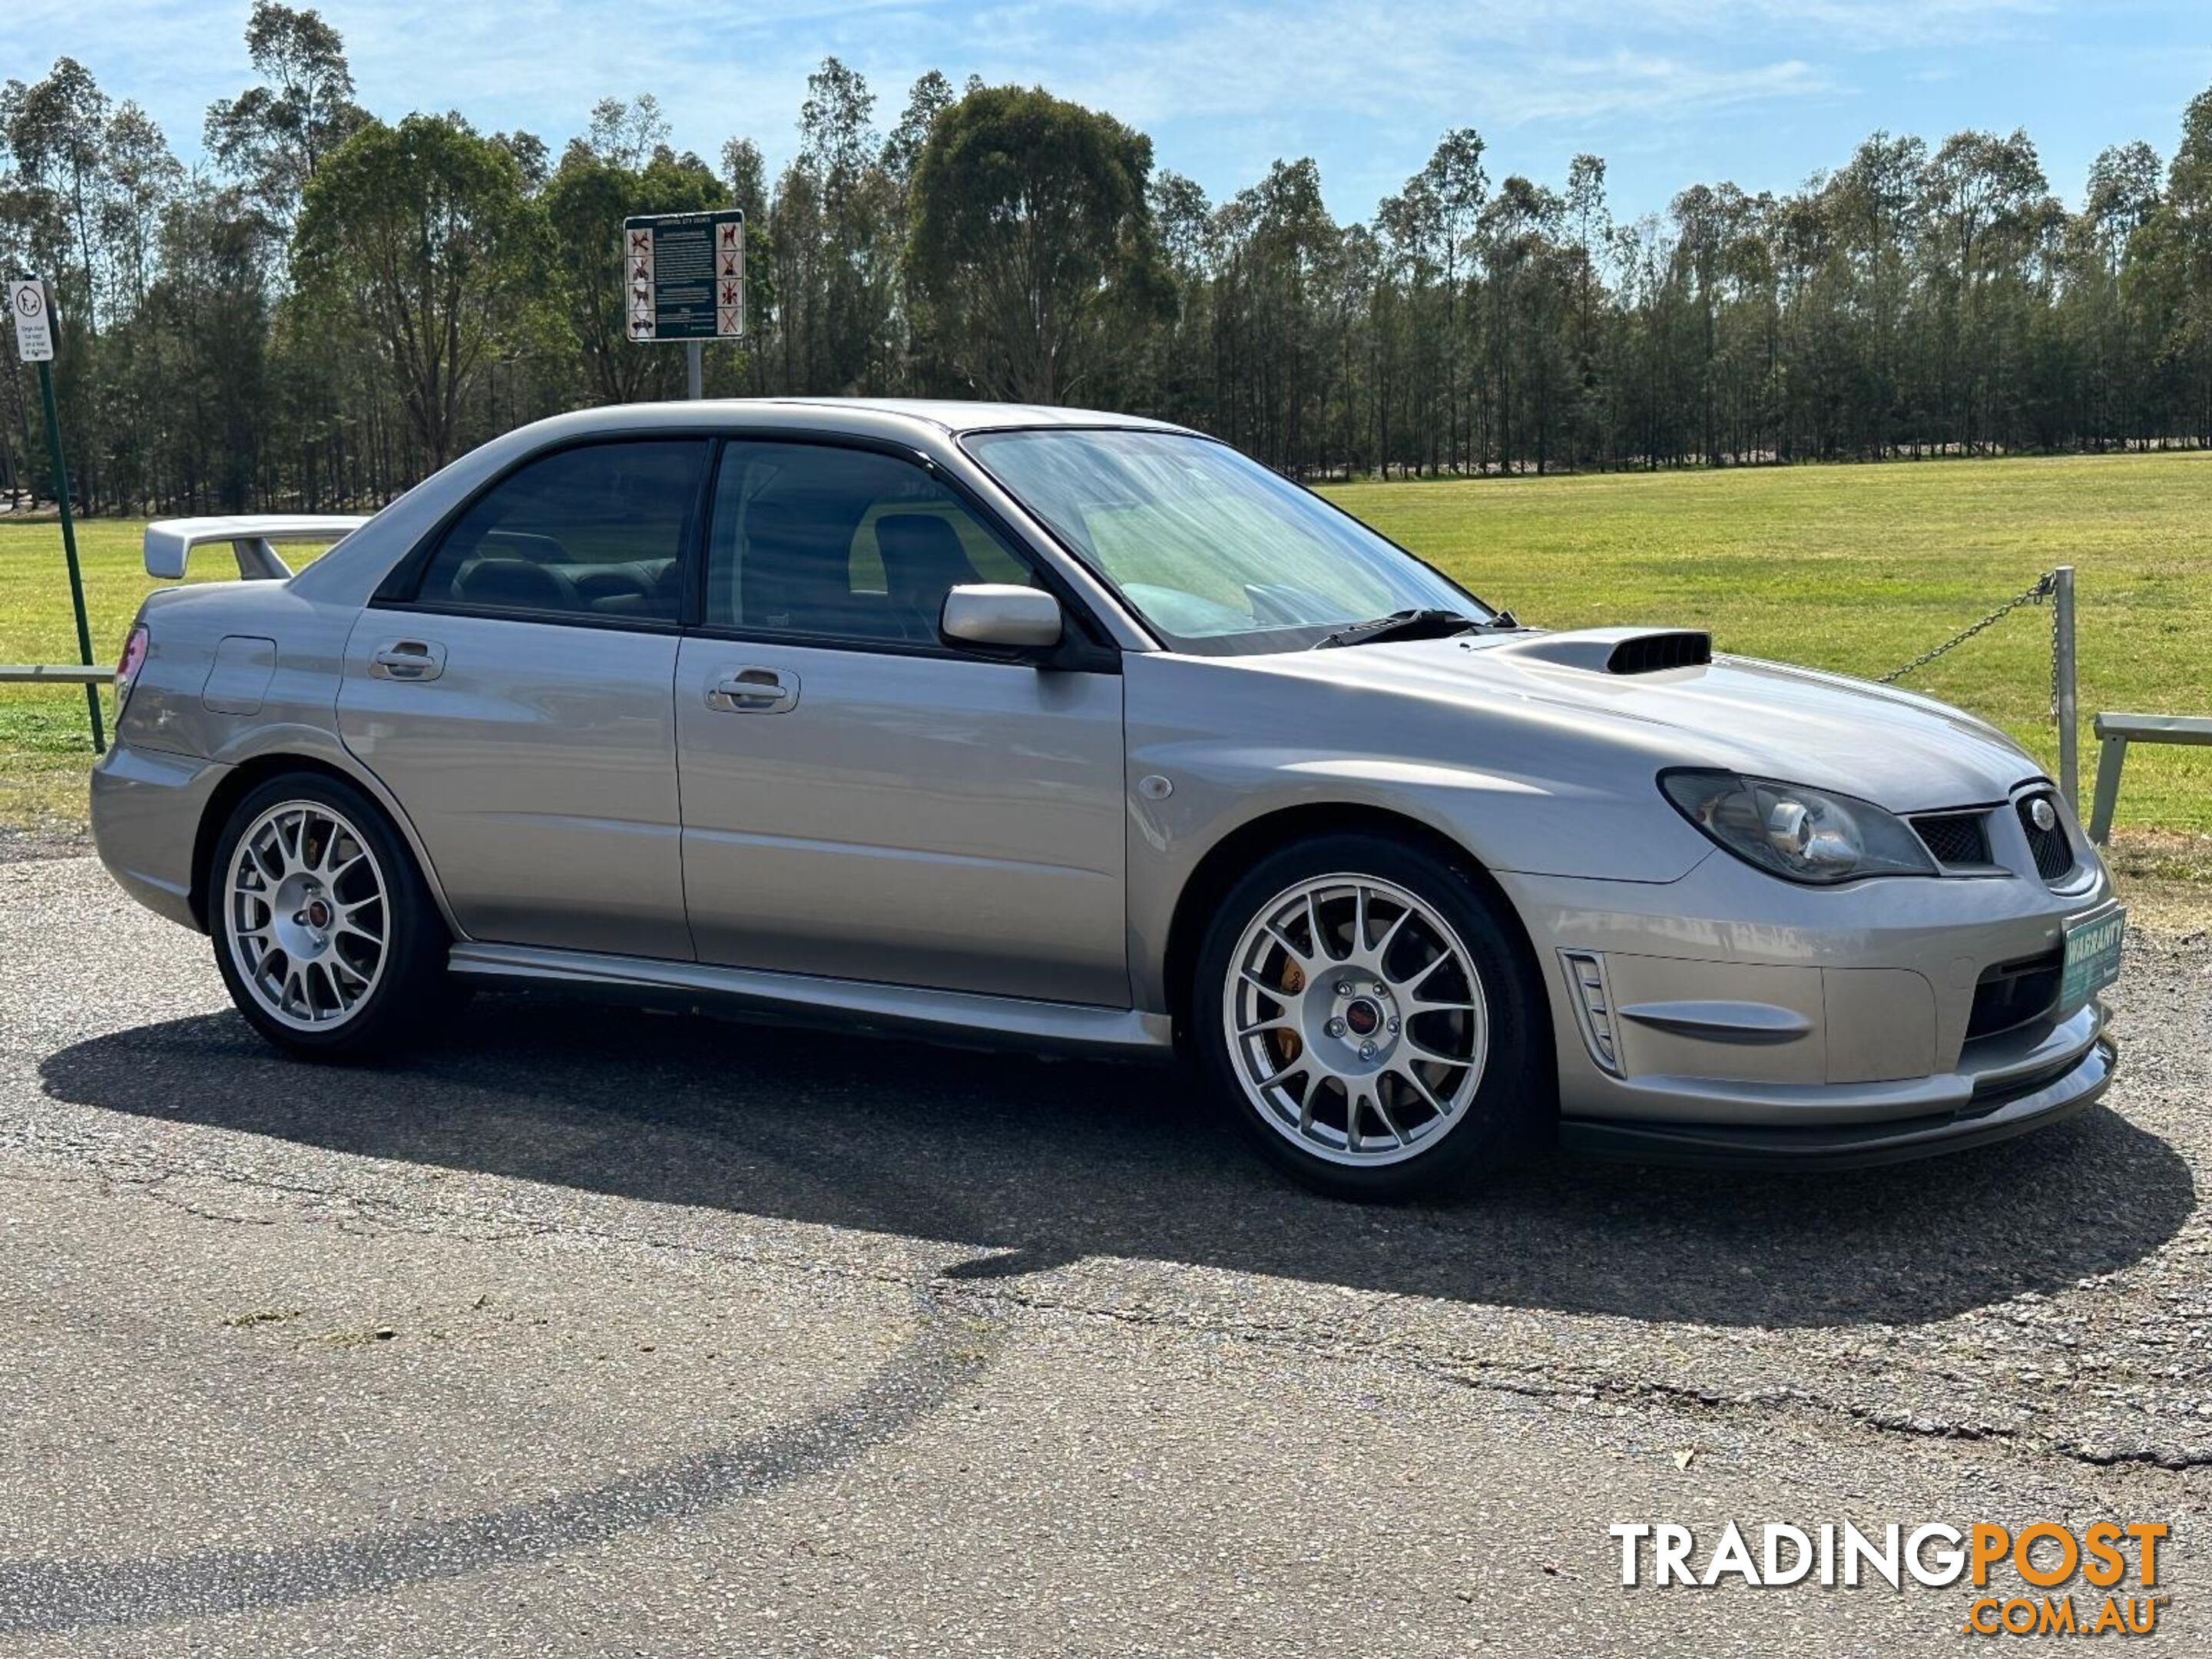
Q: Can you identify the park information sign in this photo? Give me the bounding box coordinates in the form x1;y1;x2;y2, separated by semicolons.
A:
9;279;55;362
622;210;746;343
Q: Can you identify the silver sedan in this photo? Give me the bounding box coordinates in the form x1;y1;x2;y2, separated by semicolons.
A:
91;399;2122;1198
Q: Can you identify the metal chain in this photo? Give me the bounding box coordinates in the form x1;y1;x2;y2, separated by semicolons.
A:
1876;571;2058;686
2049;587;2062;720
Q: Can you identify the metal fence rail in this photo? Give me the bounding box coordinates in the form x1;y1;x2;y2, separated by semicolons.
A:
2087;713;2212;844
0;664;114;685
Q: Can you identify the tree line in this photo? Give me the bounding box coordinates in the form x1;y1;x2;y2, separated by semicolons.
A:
7;2;2212;516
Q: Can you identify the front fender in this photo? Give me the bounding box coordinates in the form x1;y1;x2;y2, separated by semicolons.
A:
1121;653;1710;1012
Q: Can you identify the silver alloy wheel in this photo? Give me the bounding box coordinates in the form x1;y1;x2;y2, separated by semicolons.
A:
223;800;390;1032
1223;873;1489;1167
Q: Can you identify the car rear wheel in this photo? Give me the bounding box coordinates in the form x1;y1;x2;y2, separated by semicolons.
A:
1193;833;1548;1200
208;773;454;1060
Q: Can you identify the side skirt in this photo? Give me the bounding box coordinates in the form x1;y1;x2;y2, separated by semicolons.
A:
447;941;1176;1061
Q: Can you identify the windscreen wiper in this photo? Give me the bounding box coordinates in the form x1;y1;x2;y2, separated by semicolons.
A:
1313;608;1488;649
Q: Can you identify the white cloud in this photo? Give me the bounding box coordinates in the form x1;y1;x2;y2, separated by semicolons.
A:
4;0;2026;150
0;0;2140;222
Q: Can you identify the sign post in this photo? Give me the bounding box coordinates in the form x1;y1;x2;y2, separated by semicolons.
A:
621;210;745;399
9;277;103;753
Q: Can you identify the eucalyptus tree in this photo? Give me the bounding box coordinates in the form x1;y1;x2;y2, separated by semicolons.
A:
585;95;672;171
1820;133;1926;455
542;143;723;404
1220;158;1338;469
15;35;2212;510
700;134;777;384
204;2;366;238
1144;169;1217;432
2;58;116;334
1469;175;1568;472
1917;129;2058;450
883;71;955;191
1;58;175;508
796;58;900;391
144;183;273;510
1561;154;1612;467
1420;128;1487;469
1373;173;1439;472
2052;142;2161;447
2132;90;2212;439
906;84;1170;403
295;114;548;469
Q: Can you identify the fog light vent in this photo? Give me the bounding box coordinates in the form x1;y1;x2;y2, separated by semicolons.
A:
1561;950;1622;1075
2015;790;2077;884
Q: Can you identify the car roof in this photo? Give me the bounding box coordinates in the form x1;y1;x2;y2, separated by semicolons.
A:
526;396;1194;442
744;397;1193;435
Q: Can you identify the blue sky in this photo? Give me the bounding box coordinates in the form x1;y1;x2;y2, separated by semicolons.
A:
14;1;2212;222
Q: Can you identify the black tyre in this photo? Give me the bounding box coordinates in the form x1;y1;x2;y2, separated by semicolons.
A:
207;771;455;1061
1191;832;1550;1200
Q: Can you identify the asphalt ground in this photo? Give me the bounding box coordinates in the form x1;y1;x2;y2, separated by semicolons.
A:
1;848;2207;1655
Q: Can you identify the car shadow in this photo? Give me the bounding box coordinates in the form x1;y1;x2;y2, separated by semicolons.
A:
38;994;2194;1331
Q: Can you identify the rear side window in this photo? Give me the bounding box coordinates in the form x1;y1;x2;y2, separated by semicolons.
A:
703;442;1029;644
415;441;707;624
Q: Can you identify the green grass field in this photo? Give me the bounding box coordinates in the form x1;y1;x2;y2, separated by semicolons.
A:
1;516;188;836
1331;454;2212;846
4;452;2208;856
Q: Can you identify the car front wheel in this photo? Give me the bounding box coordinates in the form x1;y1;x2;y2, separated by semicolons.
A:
208;773;454;1060
1193;833;1548;1200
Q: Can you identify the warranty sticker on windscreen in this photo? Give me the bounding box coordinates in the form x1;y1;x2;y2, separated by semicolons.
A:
2059;909;2125;1010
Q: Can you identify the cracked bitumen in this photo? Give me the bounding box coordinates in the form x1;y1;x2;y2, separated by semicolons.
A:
1;853;2207;1654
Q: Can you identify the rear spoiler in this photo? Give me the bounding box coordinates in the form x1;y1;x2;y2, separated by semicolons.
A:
143;515;372;581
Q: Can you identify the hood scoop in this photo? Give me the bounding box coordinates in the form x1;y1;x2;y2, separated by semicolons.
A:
1487;627;1712;676
1604;631;1712;674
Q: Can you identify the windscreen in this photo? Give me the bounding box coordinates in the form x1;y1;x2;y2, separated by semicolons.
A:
963;429;1485;654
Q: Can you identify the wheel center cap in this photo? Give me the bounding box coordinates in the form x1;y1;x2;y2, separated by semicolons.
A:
1343;998;1382;1038
306;899;332;930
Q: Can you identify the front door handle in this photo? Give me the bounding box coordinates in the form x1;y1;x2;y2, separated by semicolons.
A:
705;666;799;714
369;638;445;681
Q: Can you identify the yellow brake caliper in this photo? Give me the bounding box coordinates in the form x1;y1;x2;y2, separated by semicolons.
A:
1273;957;1304;1065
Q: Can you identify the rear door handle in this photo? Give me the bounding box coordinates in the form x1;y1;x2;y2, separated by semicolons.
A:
369;638;445;681
705;666;799;714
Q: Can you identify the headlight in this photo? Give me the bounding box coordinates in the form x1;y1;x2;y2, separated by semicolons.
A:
1659;770;1936;885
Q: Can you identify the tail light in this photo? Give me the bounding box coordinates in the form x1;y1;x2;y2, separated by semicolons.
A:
115;623;148;714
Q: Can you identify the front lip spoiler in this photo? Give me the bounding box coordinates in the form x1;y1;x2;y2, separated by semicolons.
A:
1557;1035;2116;1171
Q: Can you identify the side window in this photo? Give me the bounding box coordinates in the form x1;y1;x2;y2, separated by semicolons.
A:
414;441;707;624
704;442;1031;644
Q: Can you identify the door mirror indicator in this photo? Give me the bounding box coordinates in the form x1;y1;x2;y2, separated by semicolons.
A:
939;584;1063;654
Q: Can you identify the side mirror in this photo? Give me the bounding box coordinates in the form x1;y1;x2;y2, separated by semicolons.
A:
939;583;1063;654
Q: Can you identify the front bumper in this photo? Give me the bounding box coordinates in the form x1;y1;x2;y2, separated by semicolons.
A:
1498;826;2124;1164
1559;1018;2114;1169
